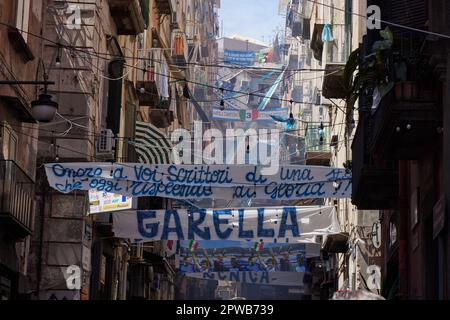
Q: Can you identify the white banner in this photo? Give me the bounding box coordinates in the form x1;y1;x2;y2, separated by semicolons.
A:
44;163;352;200
112;206;340;242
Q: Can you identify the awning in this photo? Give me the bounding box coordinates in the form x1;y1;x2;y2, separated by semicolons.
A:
134;121;173;164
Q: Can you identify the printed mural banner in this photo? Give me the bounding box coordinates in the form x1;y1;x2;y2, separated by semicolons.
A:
178;240;319;273
112;206;340;242
44;163;352;200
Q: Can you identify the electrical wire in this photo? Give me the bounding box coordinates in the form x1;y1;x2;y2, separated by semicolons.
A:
0;20;349;107
69;45;345;106
4;117;358;144
12;122;356;175
73;47;345;105
0;20;332;73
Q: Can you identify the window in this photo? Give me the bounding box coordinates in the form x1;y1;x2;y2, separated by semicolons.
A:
15;0;31;42
0;122;17;161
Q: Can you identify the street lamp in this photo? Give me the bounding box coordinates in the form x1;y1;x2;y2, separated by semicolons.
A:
31;92;58;122
0;79;57;122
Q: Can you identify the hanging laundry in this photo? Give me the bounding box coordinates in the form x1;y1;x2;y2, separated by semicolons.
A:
160;58;169;98
174;34;185;56
322;24;334;42
285;117;296;130
146;64;155;81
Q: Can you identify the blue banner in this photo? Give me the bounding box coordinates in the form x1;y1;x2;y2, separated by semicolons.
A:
223;50;257;66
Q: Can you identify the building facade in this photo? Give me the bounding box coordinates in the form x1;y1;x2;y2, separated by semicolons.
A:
0;0;218;300
279;0;383;298
352;0;450;300
0;0;43;300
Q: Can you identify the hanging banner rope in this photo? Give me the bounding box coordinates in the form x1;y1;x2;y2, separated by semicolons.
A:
112;206;340;242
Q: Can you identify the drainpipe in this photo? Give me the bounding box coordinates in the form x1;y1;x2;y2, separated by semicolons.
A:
398;160;409;299
36;0;48;300
36;168;47;299
444;49;450;299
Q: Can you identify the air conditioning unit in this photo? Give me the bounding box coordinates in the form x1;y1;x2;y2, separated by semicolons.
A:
97;129;115;154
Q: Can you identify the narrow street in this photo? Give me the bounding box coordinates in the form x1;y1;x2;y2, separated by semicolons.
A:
0;0;450;303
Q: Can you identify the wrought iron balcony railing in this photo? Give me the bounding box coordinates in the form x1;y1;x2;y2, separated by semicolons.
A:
0;160;35;237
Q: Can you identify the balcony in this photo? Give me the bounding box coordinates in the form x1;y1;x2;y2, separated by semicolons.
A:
351;117;398;210
136;49;159;106
0;160;35;238
322;24;349;99
304;122;331;166
154;0;174;15
370;84;440;159
108;0;147;35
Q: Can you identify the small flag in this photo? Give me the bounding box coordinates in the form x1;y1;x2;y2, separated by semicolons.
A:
188;240;199;252
251;110;259;121
254;241;264;252
239;109;247;121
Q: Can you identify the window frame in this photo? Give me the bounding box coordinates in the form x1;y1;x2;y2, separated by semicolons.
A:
15;0;31;42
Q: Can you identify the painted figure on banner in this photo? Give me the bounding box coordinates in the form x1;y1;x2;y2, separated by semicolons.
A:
192;249;212;273
180;256;195;273
228;256;242;272
213;253;226;272
279;250;293;272
258;249;279;272
295;254;307;273
245;256;261;272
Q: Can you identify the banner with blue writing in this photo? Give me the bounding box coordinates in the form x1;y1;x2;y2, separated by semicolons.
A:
223;50;257;66
44;163;352;200
112;206;339;242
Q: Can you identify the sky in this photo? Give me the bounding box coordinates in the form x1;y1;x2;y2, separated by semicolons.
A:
219;0;285;45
